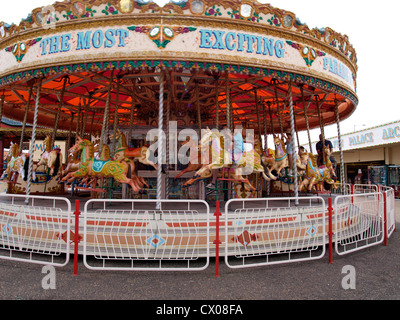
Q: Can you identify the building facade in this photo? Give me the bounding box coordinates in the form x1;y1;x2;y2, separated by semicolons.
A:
328;120;400;185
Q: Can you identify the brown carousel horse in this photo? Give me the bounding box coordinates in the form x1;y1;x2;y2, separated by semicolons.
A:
35;134;62;177
62;151;81;177
174;136;202;179
110;129;157;170
61;137;143;193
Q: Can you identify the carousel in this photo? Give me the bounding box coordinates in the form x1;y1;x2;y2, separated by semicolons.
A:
0;0;370;264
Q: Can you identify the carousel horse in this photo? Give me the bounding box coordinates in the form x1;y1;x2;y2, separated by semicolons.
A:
1;143;29;181
75;140;114;188
62;151;81;177
263;135;290;180
60;137;143;193
94;140;111;161
298;151;337;193
184;128;269;190
296;146;309;176
108;131;151;189
174;136;202;179
65;138;111;172
321;145;337;179
35;134;62;177
110;130;158;170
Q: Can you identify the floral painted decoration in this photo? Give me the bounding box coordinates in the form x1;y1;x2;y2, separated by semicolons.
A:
128;25;197;49
267;14;280;27
5;38;42;63
204;6;222;17
286;40;325;67
102;3;119;15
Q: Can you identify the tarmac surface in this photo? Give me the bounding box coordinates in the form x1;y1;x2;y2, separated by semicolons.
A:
0;200;399;307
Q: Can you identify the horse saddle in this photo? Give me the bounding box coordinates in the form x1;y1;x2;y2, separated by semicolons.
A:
92;159;110;173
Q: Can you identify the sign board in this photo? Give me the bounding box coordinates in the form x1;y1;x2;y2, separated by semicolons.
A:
29;140;66;163
320;121;400;152
0;24;356;93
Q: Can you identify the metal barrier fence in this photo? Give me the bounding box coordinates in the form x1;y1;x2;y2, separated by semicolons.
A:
0;184;396;273
380;186;396;240
83;199;210;271
334;192;384;255
331;183;352;195
353;184;378;194
224;197;327;268
0;194;71;266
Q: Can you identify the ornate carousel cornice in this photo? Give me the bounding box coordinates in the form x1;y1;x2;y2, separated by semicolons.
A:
0;0;358;72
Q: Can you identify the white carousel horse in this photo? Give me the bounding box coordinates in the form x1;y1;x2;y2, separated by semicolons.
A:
263;135;290;180
35;134;63;177
184;128;269;190
1;143;29;181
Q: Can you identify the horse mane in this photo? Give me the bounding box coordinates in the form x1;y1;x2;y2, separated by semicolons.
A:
87;142;95;159
82;140;95;159
119;131;127;148
308;153;317;167
10;143;19;158
53;153;61;176
100;145;110;160
323;146;332;166
44;135;52;152
274;136;287;153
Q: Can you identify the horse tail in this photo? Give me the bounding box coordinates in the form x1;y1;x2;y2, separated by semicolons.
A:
23;156;29;181
324;181;332;191
53;153;61;177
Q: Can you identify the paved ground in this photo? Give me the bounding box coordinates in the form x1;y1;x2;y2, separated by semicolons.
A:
0;200;399;308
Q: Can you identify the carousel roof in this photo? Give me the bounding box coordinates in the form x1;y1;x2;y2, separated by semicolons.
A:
0;0;358;140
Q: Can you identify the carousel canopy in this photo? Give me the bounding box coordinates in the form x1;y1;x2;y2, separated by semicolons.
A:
0;0;358;137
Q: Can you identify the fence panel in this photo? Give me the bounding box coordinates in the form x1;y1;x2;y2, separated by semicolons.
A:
224;197;327;268
353;184;378;194
0;194;71;266
334;192;384;255
83;199;210;271
331;183;352;195
380;186;396;239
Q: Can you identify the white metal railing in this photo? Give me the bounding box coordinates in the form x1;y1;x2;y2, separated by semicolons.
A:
224;197;327;268
379;186;396;239
0;182;394;273
353;184;379;194
331;183;352;195
334;192;384;255
83;199;210;271
0;194;71;266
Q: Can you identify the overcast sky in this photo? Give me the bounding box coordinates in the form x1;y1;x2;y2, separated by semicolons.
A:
0;0;398;144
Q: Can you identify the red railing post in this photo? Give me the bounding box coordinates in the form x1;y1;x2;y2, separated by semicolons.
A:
73;200;81;276
328;197;333;264
213;201;222;277
383;192;388;246
351;184;354;204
